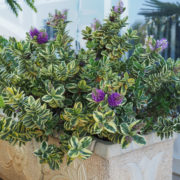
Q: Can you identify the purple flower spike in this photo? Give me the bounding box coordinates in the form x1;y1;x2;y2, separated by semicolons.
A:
60;14;66;20
92;89;105;102
37;32;48;44
47;9;68;26
108;92;123;107
63;9;68;15
113;1;124;13
155;38;168;51
30;28;40;38
91;18;101;31
144;36;168;52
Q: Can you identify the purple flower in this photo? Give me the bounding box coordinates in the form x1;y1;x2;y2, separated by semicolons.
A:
108;93;123;107
48;10;68;26
55;13;66;21
37;32;48;44
155;38;168;51
113;1;124;13
60;14;66;20
29;28;40;38
92;89;105;102
91;19;101;31
144;36;168;52
63;9;68;15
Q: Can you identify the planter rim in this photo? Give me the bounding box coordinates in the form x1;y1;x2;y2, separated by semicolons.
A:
89;133;177;160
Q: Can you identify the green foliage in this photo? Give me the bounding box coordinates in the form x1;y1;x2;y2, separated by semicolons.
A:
139;0;180;17
82;16;138;61
0;117;44;145
0;3;179;170
0;96;5;108
154;116;180;139
68;136;92;160
23;96;52;130
92;110;117;134
120;120;146;148
34;141;64;170
63;102;87;130
42;84;65;108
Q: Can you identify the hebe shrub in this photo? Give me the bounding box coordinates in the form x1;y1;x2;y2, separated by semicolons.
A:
0;1;179;169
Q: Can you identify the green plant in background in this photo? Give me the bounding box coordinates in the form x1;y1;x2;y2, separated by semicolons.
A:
139;0;180;59
0;1;180;170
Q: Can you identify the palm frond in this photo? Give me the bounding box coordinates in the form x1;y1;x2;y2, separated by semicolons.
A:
139;0;180;17
5;0;36;16
24;0;37;12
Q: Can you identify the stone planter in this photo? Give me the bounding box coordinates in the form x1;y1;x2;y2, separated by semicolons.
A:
0;133;176;180
173;134;180;179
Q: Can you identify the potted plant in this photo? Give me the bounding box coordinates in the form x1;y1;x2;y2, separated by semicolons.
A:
0;1;179;180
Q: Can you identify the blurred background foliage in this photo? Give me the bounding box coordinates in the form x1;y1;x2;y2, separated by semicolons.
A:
5;0;36;16
132;0;180;59
1;0;180;60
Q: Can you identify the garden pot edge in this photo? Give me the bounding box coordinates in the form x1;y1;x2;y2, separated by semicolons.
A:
89;133;178;160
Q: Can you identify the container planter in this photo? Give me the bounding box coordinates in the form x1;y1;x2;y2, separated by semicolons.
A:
173;134;180;179
0;133;176;180
0;1;180;180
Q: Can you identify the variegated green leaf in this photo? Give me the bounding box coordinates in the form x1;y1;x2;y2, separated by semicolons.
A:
74;102;82;113
93;111;104;123
124;72;129;80
104;110;115;119
66;83;78;93
64;108;74;115
42;95;52;102
69;136;79;148
129;120;141;131
120;123;130;135
78;80;87;88
41;141;48;151
68;148;79;159
121;136;131;149
132;134;146;145
70;117;79;127
86;93;95;102
53;95;65;100
3;117;12;129
79;136;92;148
104;121;117;133
79;148;92;159
127;78;135;86
0;96;5;108
56;86;65;95
120;97;127;106
91;122;103;134
28;96;35;105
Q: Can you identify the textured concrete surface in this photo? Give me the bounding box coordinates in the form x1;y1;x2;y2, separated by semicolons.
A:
0;133;176;180
173;134;180;178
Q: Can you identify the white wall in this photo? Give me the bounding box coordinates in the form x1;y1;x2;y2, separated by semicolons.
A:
0;0;78;40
